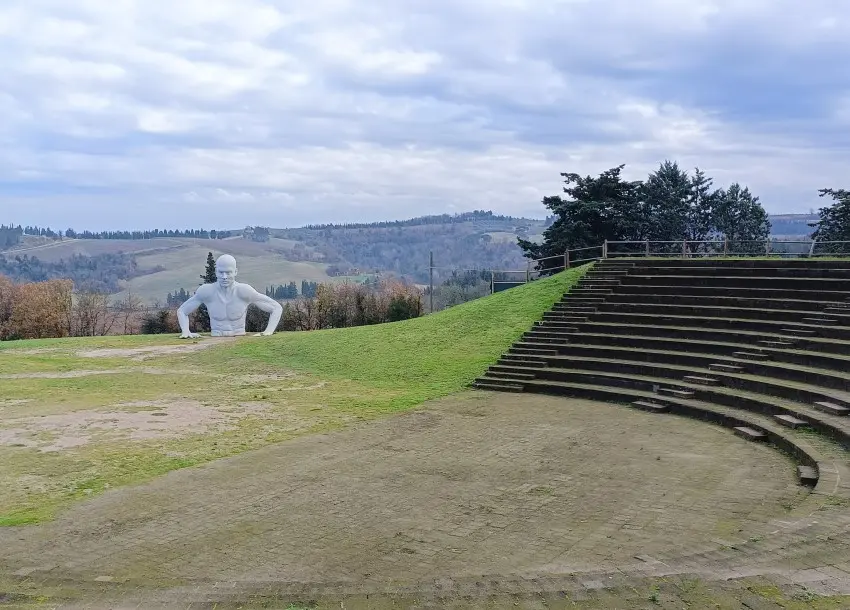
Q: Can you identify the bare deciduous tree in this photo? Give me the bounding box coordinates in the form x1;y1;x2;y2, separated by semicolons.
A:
72;291;116;337
116;291;144;335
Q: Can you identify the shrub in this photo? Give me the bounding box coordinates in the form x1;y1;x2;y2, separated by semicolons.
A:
140;308;180;334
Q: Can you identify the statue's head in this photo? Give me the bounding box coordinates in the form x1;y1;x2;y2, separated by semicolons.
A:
215;254;237;288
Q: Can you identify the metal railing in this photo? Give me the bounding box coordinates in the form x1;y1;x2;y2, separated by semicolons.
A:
429;239;850;299
602;239;850;259
486;238;850;294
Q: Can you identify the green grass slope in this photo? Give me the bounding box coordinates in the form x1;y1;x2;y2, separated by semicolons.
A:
0;265;587;524
231;264;589;410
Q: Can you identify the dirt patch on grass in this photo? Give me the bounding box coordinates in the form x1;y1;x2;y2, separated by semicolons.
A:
234;373;298;383
0;348;61;355
0;370;123;379
78;339;232;361
0;368;198;379
0;399;272;452
0;399;33;407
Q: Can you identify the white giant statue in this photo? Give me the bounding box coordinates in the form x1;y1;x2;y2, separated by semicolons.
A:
177;254;283;338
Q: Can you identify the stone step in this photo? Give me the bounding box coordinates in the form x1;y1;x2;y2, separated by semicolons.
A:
797;465;818;487
781;328;817;336
657;387;695;399
522;334;570;345
539;323;586;329
773;414;808;429
571;290;613;295
561;296;606;302
510;347;559;356
824;307;850;315
758;340;796;348
708;363;744;373
631;400;669;413
683;375;719;386
733;351;771;361
500;357;546;366
488;370;535;380
555;307;600;313
473;380;524;393
803;317;838;325
733;426;767;441
813;401;850;416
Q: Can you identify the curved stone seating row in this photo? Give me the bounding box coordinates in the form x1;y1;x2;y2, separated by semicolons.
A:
474;258;850;496
515;332;850;374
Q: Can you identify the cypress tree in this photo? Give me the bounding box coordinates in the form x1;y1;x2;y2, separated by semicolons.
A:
194;252;217;332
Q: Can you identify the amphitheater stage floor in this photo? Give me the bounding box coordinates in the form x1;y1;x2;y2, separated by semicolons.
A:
2;392;850;608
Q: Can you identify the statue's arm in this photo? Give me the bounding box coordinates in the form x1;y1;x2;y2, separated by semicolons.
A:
245;288;283;336
177;293;204;338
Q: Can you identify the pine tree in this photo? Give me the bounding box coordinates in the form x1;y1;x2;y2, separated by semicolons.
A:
812;188;850;253
712;184;771;254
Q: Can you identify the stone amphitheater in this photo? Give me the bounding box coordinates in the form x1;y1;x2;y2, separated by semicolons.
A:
472;258;850;599
477;258;850;494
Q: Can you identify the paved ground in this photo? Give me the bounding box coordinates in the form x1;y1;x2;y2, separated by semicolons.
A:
1;392;849;608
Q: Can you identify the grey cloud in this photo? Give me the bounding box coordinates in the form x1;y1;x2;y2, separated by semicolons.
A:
0;0;848;229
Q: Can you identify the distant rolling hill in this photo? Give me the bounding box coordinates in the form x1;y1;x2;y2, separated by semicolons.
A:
6;210;810;304
768;214;818;238
4;212;547;304
5;236;349;305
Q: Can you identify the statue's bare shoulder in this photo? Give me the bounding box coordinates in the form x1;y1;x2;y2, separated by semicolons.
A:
235;282;262;301
193;283;217;301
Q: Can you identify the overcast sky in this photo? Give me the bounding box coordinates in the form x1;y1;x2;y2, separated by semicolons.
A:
1;1;847;230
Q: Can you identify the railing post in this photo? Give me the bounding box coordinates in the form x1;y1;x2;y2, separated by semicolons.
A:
526;261;531;283
564;250;570;269
645;239;649;257
682;240;687;258
602;240;608;259
724;237;728;257
490;270;494;294
809;239;817;258
766;238;770;255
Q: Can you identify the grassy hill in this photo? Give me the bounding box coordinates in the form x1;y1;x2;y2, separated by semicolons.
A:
0;265;587;525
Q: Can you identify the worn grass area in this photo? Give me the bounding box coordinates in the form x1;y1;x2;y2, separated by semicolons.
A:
0;266;587;525
1;575;847;609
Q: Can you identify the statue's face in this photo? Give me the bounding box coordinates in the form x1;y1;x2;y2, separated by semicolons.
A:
216;260;237;288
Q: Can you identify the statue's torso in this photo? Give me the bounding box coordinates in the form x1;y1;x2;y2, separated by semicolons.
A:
203;284;249;336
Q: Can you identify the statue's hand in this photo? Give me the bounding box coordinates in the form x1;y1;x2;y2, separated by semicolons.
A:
179;332;201;339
